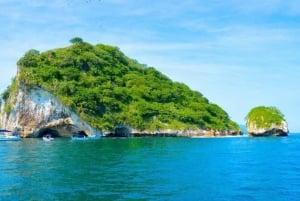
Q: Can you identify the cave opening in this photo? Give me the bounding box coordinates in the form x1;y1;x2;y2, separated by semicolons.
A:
36;128;60;138
72;130;88;137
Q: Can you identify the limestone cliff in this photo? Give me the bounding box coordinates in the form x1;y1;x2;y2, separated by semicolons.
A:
0;84;101;138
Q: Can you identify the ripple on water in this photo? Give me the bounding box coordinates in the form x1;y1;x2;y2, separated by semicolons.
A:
0;136;300;200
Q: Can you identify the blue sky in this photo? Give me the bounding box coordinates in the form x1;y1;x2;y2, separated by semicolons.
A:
1;0;300;131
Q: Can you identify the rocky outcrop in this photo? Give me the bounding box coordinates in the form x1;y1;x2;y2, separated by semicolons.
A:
0;84;242;138
247;121;288;137
246;106;288;137
0;85;102;138
104;126;242;137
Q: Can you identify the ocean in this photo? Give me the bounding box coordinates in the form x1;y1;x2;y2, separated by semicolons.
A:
1;134;300;201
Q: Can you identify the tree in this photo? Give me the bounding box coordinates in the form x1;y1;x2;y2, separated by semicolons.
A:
70;37;84;44
17;49;40;67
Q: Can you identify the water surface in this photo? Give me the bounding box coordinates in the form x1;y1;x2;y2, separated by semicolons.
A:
1;134;300;200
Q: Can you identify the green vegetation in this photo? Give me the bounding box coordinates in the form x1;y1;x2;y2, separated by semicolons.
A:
6;40;239;131
1;77;19;114
245;106;285;129
70;37;84;44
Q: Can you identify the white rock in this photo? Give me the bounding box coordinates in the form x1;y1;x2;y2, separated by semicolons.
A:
0;85;101;137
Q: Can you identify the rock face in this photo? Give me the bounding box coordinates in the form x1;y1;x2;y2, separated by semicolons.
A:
247;121;288;137
104;126;242;137
0;85;101;138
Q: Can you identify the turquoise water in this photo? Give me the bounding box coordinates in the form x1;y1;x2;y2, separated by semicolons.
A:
1;135;300;201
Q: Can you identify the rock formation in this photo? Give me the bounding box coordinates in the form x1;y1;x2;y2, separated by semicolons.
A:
246;106;288;137
105;126;242;137
0;83;242;138
0;84;242;138
0;85;101;138
0;40;242;138
247;121;288;136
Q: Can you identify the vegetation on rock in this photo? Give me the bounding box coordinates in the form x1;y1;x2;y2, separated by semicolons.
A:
3;39;240;132
245;106;285;129
1;78;18;114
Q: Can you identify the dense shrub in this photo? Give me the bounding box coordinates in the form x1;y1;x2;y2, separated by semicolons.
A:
246;106;285;128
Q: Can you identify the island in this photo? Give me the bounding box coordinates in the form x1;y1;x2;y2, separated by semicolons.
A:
0;38;241;138
246;106;288;137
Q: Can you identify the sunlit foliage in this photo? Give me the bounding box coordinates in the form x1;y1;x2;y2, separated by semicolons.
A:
246;106;285;129
12;40;239;131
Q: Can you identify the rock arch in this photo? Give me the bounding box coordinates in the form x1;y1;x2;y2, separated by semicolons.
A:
35;128;60;138
34;125;90;138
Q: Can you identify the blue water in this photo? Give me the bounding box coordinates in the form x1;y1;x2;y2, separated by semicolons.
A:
1;134;300;201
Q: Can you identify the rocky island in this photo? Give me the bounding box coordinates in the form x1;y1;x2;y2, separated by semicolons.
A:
246;106;288;137
0;38;241;138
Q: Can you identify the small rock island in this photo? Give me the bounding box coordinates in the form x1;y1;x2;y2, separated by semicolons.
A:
246;106;288;137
